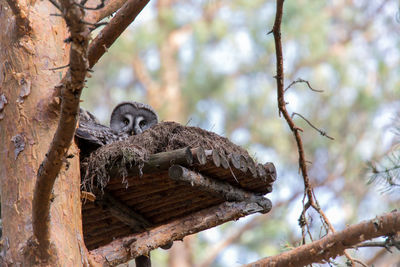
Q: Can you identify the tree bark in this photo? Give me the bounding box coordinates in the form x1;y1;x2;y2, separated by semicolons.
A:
0;1;89;265
243;211;400;267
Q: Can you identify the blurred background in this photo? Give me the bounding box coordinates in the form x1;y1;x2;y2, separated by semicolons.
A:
81;0;400;266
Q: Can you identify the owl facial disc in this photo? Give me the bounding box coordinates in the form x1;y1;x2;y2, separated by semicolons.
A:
110;101;158;135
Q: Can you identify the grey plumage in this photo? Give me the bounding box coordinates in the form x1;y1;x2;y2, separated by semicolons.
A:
110;102;158;135
75;102;158;156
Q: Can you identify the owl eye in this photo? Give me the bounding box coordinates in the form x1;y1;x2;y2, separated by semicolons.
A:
123;118;130;125
139;120;147;128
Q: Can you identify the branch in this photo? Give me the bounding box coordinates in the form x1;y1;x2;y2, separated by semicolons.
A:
272;0;313;208
292;112;334;140
88;0;151;68
270;1;357;264
243;211;400;267
284;78;323;93
90;201;265;266
6;0;32;37
354;234;400;251
271;0;316;233
85;0;129;24
32;0;90;259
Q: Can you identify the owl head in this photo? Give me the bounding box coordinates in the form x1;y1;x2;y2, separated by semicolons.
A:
110;101;158;135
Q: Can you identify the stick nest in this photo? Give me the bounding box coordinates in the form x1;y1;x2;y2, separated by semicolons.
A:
82;122;250;192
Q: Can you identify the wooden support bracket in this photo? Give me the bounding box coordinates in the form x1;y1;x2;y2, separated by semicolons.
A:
90;201;267;266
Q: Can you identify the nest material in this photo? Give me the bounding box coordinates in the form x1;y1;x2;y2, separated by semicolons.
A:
82;122;251;191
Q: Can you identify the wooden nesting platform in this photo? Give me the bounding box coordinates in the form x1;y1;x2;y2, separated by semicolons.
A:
81;147;276;251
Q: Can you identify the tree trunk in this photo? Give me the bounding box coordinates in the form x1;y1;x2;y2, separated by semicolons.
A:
0;1;89;265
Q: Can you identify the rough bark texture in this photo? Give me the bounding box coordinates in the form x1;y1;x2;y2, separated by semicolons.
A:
85;0;128;24
243;211;400;267
32;0;90;259
0;1;89;265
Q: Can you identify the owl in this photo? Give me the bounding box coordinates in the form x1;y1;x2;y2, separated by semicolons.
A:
75;101;158;156
109;101;158;135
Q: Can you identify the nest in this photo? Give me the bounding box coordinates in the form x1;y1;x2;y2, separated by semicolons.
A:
82;121;251;191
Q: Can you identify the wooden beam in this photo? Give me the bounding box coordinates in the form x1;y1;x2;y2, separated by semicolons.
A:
168;165;272;213
90;201;267;266
106;147;194;180
96;191;151;232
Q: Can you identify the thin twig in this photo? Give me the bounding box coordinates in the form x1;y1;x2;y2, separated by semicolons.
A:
354;239;400;251
49;64;70;71
271;0;315;218
371;163;400;175
74;0;105;10
80;20;108;26
285;78;323;92
84;0;129;24
292;112;334;140
48;0;62;11
80;20;108;31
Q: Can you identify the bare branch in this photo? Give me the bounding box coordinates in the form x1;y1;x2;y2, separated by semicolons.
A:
270;1;355;265
285;78;323;93
88;0;151;68
48;64;70;71
243;211;400;267
354;237;400;251
85;0;129;24
48;0;62;11
271;0;315;223
292;112;335;140
6;0;32;37
32;0;90;260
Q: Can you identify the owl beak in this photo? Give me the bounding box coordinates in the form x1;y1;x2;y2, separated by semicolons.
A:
134;116;144;135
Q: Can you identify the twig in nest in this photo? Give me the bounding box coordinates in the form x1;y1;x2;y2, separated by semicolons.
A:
292;112;335;140
285;78;323;93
